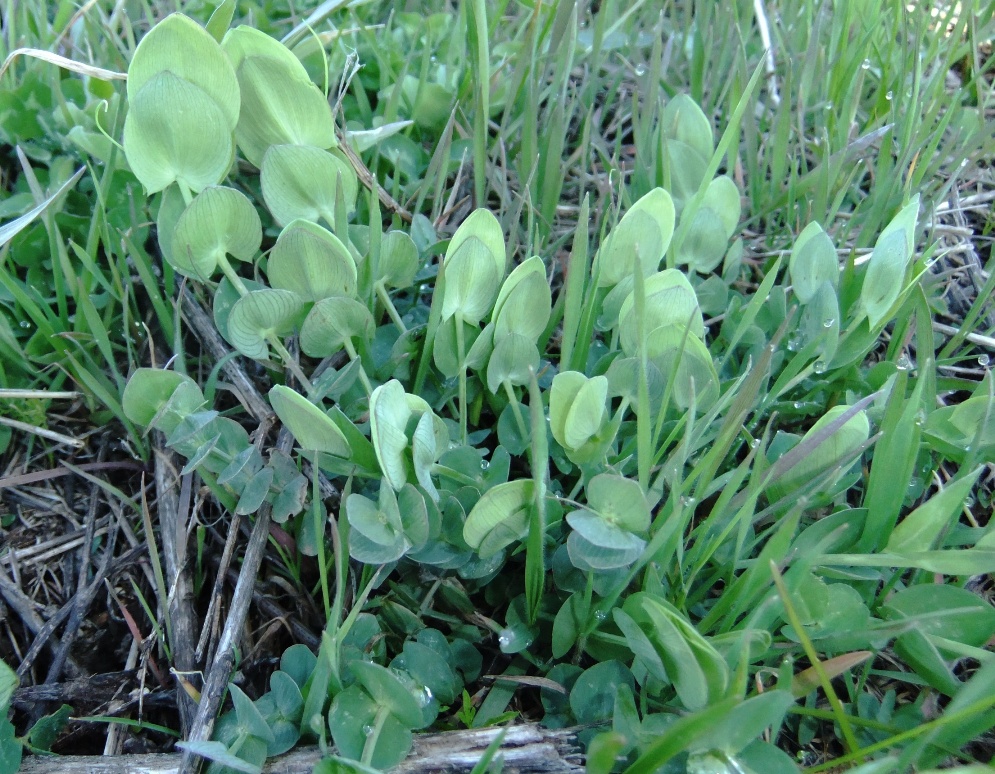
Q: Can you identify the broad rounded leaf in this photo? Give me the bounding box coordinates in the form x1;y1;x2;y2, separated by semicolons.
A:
222;26;311;77
227;288;303;360
123;72;234;194
169;186;262;279
700;175;741;236
485;332;540;393
378;231;419;289
300;296;374;357
676;208;729;273
767;405;870;502
645;326;719;411
440;237;501;324
235;56;336;167
464;479;534;556
268;384;351;456
549;371;608;452
618;269;703;355
349;660;424;728
594;188;675;288
884;583;995;650
445;209;505;279
268;219;356;301
493;257;551;340
369;380;435;491
861;196;919;328
128;13;239;130
587;474;650;532
661;94;713;162
122;369;200;427
789;221;838;304
156;185;186;266
261;144;359;226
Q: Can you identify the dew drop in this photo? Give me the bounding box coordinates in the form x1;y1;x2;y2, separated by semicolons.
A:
417;686;434;707
861;58;871;70
964;444;973;452
480;460;490;470
430;55;438;64
18;320;30;329
498;632;512;648
979;354;990;367
362;724;375;737
594;610;609;622
793;401;803;409
787;335;801;352
822;317;835;328
813;359;827;374
751;439;761;449
634;64;647;76
885;90;893;101
896;354;912;370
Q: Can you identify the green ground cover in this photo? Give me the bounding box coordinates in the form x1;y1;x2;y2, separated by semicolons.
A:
0;0;994;772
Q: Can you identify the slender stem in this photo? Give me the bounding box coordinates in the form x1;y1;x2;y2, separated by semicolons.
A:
312;454;331;622
455;313;468;445
361;704;391;765
268;336;314;393
343;339;373;396
177;180;193;208
502;380;529;441
216;254;250;297
375;281;407;333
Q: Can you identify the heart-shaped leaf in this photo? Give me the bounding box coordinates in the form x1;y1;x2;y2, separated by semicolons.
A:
549;371;609;452
439;209;505;324
227;288;303;360
463;479;534;557
377;231;419;289
789;221;838;304
261;144;359;226
440;237;502;325
492;256;551;340
222;25;311;75
593;188;675;288
861;195;919;328
122;369;202;428
168;186;262;279
128;13;239;130
123;72;234;194
348;660;424;728
586;474;650;533
618;269;703;355
234;56;336;167
268;384;351;456
300;296;374;357
268;219;356;301
369;380;439;491
485;332;540;393
645;326;719;411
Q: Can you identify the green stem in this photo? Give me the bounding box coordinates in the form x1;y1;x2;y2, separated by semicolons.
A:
217;254;250;297
312;455;331;622
343;339;374;396
177;180;193;207
361;707;391;765
455;312;468;445
268;335;314;393
375;281;407;333
502;380;529;441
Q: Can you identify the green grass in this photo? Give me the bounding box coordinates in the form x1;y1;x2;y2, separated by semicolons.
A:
0;0;994;772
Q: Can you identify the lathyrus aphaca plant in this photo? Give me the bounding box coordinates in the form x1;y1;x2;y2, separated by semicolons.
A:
115;10;993;774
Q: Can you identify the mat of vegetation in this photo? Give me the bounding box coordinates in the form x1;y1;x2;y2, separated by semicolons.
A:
0;1;994;773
